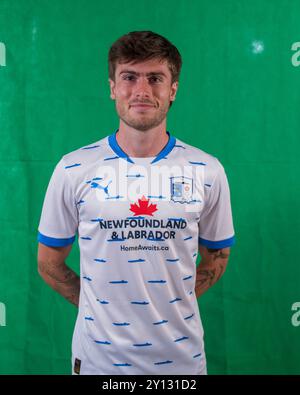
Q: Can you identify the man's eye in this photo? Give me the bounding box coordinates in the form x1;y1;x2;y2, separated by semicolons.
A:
149;77;160;83
123;75;135;81
123;75;161;82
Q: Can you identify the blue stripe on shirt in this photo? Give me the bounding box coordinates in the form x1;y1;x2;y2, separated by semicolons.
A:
37;231;76;247
198;235;235;249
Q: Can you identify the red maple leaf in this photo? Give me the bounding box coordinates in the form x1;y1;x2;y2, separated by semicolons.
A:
130;195;158;216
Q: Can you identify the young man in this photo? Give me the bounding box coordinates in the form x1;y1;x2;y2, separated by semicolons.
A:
37;31;235;375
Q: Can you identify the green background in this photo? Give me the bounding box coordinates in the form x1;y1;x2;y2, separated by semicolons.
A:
1;0;300;374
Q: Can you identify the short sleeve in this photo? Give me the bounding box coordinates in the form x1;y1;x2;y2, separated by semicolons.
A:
37;157;79;247
198;161;235;249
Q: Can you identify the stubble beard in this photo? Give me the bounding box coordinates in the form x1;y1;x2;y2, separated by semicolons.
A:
116;101;169;132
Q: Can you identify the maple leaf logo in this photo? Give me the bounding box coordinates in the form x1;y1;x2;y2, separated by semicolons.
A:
130;195;158;216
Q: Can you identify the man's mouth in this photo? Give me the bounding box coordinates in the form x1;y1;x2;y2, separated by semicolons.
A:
131;104;154;111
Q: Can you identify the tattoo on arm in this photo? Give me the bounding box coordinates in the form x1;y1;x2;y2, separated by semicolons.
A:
195;247;230;298
207;248;230;260
196;268;217;287
39;261;80;307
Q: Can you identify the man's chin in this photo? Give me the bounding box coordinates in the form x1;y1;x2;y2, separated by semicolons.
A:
127;124;154;132
121;118;161;132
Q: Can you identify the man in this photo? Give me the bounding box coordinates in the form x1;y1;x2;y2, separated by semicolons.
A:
37;31;235;375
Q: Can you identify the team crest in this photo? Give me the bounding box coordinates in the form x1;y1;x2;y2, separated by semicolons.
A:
170;176;193;203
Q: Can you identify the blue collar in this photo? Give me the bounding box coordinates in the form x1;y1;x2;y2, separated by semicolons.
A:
108;129;176;164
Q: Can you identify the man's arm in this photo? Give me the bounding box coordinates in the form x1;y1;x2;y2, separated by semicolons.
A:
195;246;231;298
37;242;80;307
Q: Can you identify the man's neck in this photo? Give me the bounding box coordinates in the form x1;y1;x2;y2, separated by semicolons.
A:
116;123;169;158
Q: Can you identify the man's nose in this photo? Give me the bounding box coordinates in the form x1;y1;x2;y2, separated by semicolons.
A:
134;77;152;99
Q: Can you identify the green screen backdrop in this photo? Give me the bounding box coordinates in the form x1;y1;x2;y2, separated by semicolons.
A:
1;0;300;374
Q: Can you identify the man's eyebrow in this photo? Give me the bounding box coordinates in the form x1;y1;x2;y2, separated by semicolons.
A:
119;70;167;77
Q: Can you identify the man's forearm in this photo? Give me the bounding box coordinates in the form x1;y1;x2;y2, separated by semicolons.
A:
195;247;230;298
38;261;80;307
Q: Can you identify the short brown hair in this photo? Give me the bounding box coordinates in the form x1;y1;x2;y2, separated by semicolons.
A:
108;31;182;84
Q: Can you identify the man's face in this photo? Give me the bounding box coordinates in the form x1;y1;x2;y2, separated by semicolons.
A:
109;58;178;132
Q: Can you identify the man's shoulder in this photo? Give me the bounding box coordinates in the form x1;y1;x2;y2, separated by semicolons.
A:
60;135;110;167
174;137;223;171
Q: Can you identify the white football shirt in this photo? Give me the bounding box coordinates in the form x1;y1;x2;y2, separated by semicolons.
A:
37;130;235;375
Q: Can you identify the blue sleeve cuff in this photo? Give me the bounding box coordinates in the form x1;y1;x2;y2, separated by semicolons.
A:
198;235;235;249
37;231;76;247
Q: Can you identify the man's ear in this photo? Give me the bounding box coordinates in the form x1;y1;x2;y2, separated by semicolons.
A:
109;78;116;100
170;81;178;102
